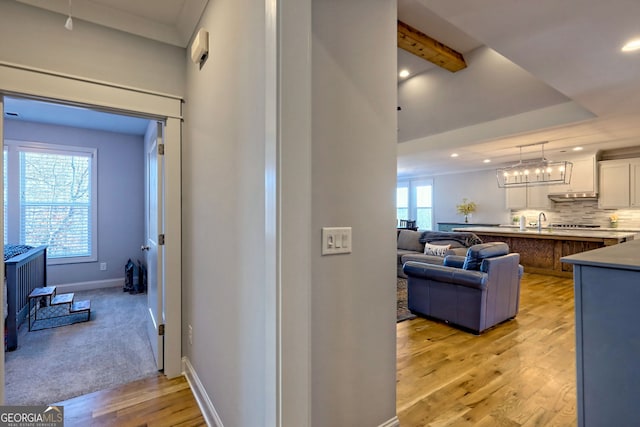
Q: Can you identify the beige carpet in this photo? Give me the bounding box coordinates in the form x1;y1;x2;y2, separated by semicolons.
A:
5;287;158;405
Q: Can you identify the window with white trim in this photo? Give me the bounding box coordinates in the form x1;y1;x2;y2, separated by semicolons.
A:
4;140;97;264
396;178;434;230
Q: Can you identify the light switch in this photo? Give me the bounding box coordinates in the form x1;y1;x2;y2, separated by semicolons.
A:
322;227;352;255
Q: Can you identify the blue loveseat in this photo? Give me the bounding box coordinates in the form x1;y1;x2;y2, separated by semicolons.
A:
402;242;523;334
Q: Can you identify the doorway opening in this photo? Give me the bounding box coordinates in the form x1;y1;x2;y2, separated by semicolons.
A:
1;95;171;404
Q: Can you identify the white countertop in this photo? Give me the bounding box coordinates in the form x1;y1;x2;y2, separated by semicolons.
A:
500;224;640;232
454;226;638;240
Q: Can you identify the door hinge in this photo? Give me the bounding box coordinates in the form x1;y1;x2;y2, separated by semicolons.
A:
158;324;165;336
158;234;165;245
158;143;165;155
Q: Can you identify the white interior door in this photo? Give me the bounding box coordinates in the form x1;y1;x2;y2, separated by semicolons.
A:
0;95;5;402
145;122;164;370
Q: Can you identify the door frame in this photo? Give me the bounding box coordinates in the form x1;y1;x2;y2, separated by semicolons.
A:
0;62;183;403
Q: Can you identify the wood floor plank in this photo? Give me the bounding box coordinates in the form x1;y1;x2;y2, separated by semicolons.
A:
397;273;576;426
56;374;205;427
55;272;574;426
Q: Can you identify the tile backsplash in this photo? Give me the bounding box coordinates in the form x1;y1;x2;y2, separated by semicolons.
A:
512;201;640;228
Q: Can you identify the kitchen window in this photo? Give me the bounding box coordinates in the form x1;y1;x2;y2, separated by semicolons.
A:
4;140;97;264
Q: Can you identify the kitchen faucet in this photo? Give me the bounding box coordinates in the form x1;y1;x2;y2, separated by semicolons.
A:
538;212;547;232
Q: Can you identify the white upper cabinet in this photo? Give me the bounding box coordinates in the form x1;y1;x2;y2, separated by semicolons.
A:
505;185;551;209
505;186;527;209
527;185;552;209
598;159;640;208
554;155;597;193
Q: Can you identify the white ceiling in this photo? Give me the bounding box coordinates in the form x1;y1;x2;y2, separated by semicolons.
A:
12;0;640;178
15;0;208;47
4;97;151;136
397;0;640;177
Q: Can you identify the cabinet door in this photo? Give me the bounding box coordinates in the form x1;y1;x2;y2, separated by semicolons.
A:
527;185;551;209
599;161;630;208
568;156;596;192
505;186;527;209
631;161;640;207
554;155;596;193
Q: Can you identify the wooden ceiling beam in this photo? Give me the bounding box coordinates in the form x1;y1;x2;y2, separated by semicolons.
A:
398;20;467;73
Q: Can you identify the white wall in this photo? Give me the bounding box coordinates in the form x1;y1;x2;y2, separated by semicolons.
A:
432;169;510;226
4;120;145;286
0;1;185;97
311;1;398;426
182;0;398;425
181;0;268;425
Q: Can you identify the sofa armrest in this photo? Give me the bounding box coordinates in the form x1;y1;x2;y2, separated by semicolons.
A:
401;253;446;266
443;255;465;268
403;261;487;290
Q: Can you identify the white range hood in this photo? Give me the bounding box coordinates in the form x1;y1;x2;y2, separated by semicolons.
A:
548;191;598;202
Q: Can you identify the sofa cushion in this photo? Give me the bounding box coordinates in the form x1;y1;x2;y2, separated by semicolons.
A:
443;254;466;268
424;243;451;256
462;242;510;271
397;229;424;252
397;249;420;264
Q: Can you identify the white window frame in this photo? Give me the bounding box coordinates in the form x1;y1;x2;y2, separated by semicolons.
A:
4;139;98;265
397;178;434;230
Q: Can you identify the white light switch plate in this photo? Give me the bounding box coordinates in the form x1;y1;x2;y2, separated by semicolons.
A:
322;227;352;255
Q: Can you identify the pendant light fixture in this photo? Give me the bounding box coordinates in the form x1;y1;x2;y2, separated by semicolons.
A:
64;0;73;31
496;142;573;188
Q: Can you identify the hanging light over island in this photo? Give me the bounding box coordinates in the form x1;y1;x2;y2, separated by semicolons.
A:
496;142;573;188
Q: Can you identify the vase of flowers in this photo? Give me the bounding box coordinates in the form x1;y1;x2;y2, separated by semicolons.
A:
610;214;619;228
456;198;477;223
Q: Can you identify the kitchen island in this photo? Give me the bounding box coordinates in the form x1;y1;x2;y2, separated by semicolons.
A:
453;226;637;277
562;240;640;426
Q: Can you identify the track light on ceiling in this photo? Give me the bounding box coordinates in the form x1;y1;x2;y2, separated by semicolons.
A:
496;142;573;188
64;0;73;31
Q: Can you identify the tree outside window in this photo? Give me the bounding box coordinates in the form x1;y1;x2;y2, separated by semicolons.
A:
4;141;97;263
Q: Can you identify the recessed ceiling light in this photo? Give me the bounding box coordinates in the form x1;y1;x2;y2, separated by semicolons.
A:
573;146;584;151
450;153;459;158
622;39;640;52
399;69;411;78
483;159;491;163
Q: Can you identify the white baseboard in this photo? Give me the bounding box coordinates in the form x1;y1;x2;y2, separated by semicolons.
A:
183;356;224;427
181;356;398;427
379;416;400;427
53;278;124;292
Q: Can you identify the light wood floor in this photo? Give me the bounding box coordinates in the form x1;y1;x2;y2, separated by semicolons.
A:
55;273;573;426
56;374;206;427
397;273;577;427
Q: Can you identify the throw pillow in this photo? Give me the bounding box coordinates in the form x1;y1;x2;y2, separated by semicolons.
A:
424;243;451;257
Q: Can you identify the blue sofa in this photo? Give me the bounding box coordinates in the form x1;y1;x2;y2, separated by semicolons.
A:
402;242;523;334
396;229;482;278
